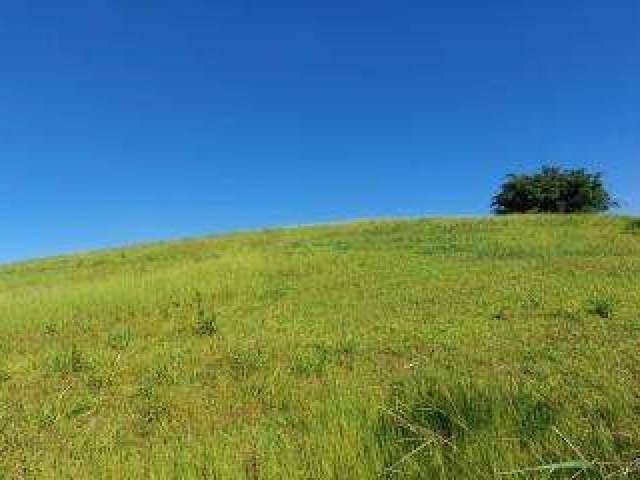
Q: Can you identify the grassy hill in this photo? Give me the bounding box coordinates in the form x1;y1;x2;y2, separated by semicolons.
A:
1;215;639;479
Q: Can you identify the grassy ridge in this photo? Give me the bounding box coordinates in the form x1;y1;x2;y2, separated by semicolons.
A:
1;215;639;478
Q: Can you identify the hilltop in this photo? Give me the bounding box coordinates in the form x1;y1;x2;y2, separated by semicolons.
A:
1;215;639;478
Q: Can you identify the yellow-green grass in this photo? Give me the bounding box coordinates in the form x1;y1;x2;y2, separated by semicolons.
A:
1;215;639;479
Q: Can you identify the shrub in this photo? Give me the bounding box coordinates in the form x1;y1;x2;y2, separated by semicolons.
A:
492;166;616;214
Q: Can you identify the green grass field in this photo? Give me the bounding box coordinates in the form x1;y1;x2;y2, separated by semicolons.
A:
1;215;639;479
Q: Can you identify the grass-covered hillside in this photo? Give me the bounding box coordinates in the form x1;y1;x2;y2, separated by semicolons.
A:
1;216;640;479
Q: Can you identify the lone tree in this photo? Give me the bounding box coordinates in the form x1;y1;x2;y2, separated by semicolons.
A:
491;166;616;214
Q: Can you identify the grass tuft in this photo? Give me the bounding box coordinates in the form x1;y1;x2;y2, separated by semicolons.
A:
47;343;90;374
587;296;615;319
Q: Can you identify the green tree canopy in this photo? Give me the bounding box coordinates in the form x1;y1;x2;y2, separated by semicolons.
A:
492;166;616;214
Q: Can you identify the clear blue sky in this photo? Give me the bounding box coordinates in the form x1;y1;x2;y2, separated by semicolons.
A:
1;1;638;262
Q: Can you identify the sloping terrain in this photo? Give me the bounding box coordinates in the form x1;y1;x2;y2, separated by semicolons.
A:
1;216;639;479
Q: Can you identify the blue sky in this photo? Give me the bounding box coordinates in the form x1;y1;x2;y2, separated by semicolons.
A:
1;1;638;262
